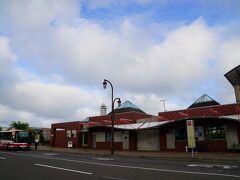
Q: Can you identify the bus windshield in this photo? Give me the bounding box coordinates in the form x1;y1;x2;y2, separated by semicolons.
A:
15;131;32;144
0;132;12;141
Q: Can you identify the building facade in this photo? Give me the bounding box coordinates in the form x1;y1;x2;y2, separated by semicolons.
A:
50;65;240;152
50;99;240;152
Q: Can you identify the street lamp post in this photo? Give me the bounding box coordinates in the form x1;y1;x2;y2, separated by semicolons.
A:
103;79;121;154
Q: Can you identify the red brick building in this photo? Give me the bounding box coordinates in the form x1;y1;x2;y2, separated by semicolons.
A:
50;121;83;148
50;65;240;152
155;96;240;152
50;99;240;152
50;101;153;148
85;95;240;152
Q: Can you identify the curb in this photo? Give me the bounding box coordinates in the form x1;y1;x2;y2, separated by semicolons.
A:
34;147;240;163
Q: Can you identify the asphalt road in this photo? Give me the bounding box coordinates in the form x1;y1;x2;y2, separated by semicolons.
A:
0;150;240;180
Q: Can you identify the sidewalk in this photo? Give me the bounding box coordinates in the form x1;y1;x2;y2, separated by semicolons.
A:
35;145;240;162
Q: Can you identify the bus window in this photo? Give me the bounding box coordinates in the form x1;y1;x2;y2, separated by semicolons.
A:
0;132;12;140
15;132;32;144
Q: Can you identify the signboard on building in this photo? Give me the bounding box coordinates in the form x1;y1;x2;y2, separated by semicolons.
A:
195;126;204;141
186;120;196;148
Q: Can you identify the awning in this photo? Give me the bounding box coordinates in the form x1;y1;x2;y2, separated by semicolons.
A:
114;121;170;130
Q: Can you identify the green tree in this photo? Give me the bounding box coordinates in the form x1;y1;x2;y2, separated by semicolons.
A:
10;121;29;130
0;126;2;131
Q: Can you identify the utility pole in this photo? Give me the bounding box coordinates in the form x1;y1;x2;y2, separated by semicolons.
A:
160;99;167;112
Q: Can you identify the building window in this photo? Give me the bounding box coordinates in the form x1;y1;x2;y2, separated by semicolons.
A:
105;131;111;142
72;130;77;138
66;130;71;138
96;132;105;142
208;126;225;140
195;126;205;141
175;127;187;140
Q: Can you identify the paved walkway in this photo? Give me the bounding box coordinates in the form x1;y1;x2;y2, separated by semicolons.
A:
35;145;240;162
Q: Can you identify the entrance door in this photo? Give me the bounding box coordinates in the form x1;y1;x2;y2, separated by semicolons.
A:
82;133;88;147
226;130;239;149
122;131;129;150
166;133;175;149
92;134;96;149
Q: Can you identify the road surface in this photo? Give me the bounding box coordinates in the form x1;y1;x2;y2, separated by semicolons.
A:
0;150;239;180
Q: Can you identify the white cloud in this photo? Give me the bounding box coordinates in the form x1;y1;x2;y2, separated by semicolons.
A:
0;36;19;84
23;17;217;96
0;80;106;118
0;104;59;128
0;37;16;63
0;1;240;128
217;37;240;73
0;0;79;29
123;93;181;115
114;19;217;93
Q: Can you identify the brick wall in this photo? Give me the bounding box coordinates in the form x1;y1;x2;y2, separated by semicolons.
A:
50;121;82;148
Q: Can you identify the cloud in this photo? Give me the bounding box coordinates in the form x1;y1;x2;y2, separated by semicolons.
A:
0;104;59;127
217;37;240;72
0;1;240;128
0;37;16;63
213;36;240;103
0;79;107;118
41;18;217;97
0;34;106;127
0;0;79;28
0;37;18;83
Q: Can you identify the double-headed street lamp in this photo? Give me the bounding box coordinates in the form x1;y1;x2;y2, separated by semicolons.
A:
103;79;121;154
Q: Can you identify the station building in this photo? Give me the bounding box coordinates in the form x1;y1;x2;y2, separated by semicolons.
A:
50;65;240;152
50;101;153;148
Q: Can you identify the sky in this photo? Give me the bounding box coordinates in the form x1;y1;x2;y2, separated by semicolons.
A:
0;0;240;128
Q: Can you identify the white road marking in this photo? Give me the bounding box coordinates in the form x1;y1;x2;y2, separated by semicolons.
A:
43;153;58;156
35;163;93;175
0;157;6;160
1;151;240;178
101;175;126;180
92;157;114;161
188;164;238;169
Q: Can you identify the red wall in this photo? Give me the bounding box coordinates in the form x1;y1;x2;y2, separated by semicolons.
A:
159;131;167;151
129;131;137;151
50;116;240;152
238;125;240;142
175;141;188;151
55;130;67;148
157;118;238;152
89;112;152;123
158;103;240;120
207;140;227;152
96;142;122;150
50;121;82;148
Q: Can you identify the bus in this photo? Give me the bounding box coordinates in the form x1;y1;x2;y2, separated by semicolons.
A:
0;129;33;150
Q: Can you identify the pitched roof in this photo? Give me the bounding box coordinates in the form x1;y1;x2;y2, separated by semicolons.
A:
119;100;140;109
111;100;145;114
224;65;240;86
188;94;220;109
